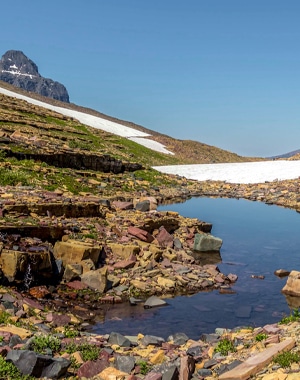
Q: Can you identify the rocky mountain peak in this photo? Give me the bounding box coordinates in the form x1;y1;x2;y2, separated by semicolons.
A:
0;50;70;102
0;50;40;77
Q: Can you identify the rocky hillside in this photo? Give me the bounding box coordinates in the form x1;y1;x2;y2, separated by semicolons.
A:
0;79;260;165
0;50;69;102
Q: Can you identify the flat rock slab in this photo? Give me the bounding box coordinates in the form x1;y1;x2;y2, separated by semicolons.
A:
219;338;295;380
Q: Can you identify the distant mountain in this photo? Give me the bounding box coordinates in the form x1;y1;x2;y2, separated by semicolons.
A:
269;149;300;159
0;50;69;102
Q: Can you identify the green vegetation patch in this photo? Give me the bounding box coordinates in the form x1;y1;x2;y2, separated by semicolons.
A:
0;356;33;380
137;360;152;375
274;351;300;368
214;338;236;356
255;333;268;342
279;309;300;325
64;342;101;361
0;167;33;186
31;335;61;355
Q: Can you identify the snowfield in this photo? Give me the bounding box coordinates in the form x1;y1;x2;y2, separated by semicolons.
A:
0;86;174;155
153;160;300;184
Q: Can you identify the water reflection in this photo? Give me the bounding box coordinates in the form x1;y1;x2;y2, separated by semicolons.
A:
191;250;222;265
93;197;300;339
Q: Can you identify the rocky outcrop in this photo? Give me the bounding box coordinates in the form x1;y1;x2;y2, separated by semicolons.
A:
4;147;143;174
282;270;300;297
0;50;69;102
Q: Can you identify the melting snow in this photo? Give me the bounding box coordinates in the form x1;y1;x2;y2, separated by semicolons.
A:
0;86;174;155
153;160;300;184
128;137;175;155
1;70;35;79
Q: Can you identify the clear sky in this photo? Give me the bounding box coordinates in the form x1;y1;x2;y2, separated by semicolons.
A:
1;1;299;157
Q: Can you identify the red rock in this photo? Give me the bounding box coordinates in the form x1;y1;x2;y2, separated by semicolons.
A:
128;226;154;243
66;280;89;290
265;335;280;345
77;358;109;379
214;274;225;283
227;273;238;282
179;355;195;380
112;201;134;210
29;286;50;299
156;226;174;248
22;297;44;311
144;372;162;380
113;259;136;269
263;324;281;334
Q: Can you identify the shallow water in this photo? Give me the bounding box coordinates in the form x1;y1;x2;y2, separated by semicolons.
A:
93;197;300;339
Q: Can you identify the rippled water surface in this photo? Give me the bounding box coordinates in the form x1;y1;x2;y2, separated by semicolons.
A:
93;197;300;339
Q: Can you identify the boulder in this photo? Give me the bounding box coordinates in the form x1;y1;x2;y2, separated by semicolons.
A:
179;356;195;380
144;296;167;309
134;197;158;211
113;256;136;269
274;269;290;278
282;270;300;297
112;201;134;210
140;335;165;346
6;350;70;378
168;332;189;346
156;226;174;248
80;258;96;273
115;354;135;373
108;243;140;260
135;200;150;212
0;250;28;282
80;266;107;292
128;226;154;243
193;233;223;252
77;358;109;379
0;250;52;283
63;264;83;282
53;240;101;266
108;332;132;347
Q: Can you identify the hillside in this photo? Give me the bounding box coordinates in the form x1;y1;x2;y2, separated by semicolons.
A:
0;80;260;166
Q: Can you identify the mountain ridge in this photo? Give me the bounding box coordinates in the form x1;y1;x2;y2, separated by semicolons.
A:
0;50;69;103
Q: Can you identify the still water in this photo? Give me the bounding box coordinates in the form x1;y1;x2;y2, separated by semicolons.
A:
93;197;300;339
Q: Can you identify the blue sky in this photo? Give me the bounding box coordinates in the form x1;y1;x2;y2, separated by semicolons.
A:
1;1;299;157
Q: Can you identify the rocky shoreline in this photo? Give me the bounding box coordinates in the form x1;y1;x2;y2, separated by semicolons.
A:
1;175;300;379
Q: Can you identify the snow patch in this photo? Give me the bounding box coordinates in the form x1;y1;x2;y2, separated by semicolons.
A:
1;70;35;79
128;137;175;155
153;160;300;184
0;86;174;155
